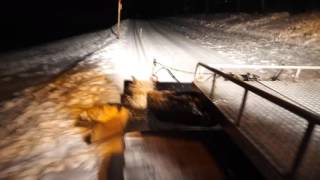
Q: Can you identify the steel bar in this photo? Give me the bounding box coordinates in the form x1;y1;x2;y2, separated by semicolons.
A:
288;123;316;178
210;73;217;99
207;64;320;70
236;89;249;126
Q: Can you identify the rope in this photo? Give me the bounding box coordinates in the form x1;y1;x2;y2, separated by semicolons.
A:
154;67;181;83
152;59;215;83
271;69;284;81
153;60;195;74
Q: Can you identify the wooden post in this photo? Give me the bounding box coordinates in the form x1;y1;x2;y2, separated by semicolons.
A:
117;0;122;39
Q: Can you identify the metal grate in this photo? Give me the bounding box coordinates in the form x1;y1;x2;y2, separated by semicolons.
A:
194;63;320;180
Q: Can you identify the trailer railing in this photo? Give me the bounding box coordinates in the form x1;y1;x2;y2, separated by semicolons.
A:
206;64;320;80
194;62;320;179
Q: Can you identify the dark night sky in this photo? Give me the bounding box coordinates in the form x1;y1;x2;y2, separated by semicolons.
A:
0;0;319;52
0;0;118;51
129;0;320;16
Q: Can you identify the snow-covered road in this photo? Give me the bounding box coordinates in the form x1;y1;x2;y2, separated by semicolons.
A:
127;20;228;80
110;19;320;87
88;19;233;92
0;17;319;180
106;20;228;86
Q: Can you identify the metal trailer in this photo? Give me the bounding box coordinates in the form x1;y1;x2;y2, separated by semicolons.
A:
120;62;320;180
194;63;320;180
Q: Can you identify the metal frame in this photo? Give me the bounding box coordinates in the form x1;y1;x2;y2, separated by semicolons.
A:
194;62;320;179
206;64;320;80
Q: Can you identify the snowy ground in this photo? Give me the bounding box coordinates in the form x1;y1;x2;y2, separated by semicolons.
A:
0;29;115;101
0;27;123;180
172;12;320;48
165;12;320;71
0;13;320;179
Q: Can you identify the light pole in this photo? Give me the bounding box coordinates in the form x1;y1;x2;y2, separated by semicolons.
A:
117;0;123;39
